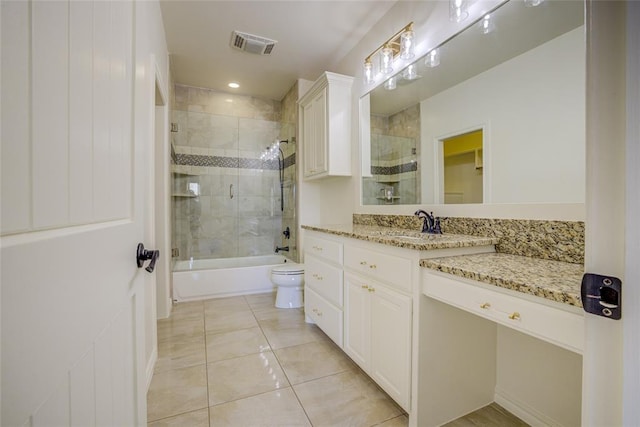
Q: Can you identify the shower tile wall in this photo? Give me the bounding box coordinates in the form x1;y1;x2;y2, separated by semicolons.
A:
366;105;420;205
172;84;287;261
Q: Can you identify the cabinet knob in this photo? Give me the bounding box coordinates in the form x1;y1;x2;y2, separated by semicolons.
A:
480;302;491;309
361;284;369;289
317;275;323;281
312;273;318;278
508;312;521;320
369;264;377;270
368;287;375;293
360;261;367;266
317;311;323;316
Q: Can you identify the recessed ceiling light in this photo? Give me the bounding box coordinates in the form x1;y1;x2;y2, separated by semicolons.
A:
228;82;240;89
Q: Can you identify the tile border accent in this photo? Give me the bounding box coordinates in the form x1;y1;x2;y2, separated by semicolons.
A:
174;153;295;171
371;162;418;175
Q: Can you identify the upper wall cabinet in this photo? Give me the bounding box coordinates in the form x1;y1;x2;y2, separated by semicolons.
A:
299;72;354;180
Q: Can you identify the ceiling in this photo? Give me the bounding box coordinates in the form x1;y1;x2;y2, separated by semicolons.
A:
159;0;397;101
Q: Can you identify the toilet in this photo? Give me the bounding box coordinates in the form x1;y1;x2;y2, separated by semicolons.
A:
270;263;305;308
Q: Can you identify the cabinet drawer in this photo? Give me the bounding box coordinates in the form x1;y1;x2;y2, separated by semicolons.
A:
344;244;412;293
305;287;343;348
423;272;584;354
305;256;343;308
304;235;343;265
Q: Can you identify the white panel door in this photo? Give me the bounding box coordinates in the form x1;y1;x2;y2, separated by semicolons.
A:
1;0;149;425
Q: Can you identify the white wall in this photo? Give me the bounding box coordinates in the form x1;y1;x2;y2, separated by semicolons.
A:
421;27;585;205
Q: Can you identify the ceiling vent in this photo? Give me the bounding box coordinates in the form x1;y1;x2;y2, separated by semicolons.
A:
230;31;277;55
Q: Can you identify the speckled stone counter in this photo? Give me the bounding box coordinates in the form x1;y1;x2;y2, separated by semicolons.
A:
421;253;583;308
354;214;585;264
302;224;499;251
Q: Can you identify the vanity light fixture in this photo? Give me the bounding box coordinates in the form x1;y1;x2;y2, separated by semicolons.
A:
449;0;469;22
383;76;397;91
524;0;545;6
363;22;414;84
228;82;240;89
479;14;496;34
425;48;440;68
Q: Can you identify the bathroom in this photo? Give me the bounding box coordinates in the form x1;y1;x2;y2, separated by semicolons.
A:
154;0;634;425
0;0;637;426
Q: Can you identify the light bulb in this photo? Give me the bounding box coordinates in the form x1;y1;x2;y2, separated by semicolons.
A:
479;14;496;34
380;46;394;75
402;64;419;80
524;0;544;6
364;61;374;85
400;30;415;60
383;76;397;91
425;48;440;68
449;0;468;22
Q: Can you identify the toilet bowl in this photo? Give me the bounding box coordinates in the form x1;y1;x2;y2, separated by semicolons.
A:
270;263;304;308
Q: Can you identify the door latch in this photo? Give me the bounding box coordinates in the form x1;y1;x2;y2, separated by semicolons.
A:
581;273;622;319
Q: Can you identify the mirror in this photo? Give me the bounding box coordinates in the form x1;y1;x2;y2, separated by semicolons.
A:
361;0;585;206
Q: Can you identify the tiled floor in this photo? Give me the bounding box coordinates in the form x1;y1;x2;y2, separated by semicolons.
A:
147;293;409;426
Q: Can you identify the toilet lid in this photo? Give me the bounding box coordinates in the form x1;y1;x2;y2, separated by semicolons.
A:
272;264;304;275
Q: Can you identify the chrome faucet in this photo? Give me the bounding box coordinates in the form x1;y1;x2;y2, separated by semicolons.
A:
275;246;289;253
414;210;441;234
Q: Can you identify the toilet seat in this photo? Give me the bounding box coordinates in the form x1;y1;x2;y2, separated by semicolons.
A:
271;265;304;275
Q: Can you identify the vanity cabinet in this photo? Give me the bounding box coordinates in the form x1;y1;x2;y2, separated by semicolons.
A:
343;243;414;411
423;271;584;354
303;233;344;347
299;71;353;180
344;272;412;410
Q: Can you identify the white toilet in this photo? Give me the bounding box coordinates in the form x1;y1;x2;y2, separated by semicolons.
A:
270;263;305;308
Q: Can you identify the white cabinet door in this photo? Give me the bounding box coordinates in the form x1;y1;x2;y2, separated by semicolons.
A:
344;273;371;369
312;88;327;175
302;99;317;178
370;284;412;409
344;272;412;410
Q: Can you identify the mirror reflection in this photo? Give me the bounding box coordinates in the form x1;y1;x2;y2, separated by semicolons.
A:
362;0;585;206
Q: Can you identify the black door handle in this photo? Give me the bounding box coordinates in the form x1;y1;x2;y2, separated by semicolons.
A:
137;243;160;273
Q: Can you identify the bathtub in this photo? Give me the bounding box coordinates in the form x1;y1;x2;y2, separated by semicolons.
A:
172;254;289;302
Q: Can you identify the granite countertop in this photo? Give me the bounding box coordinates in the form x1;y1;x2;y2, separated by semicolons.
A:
302;224;500;251
420;253;583;308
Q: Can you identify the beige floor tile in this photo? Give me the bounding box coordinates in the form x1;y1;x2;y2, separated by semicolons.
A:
204;296;250;314
275;340;354;384
208;388;310;427
207;351;290;406
206;326;271;363
169;301;205;321
155;335;206;373
205;309;258;334
293;369;402;427
244;292;277;310
147;408;209;427
259;317;326;350
147;365;208;422
252;305;305;322
375;414;409;427
157;316;205;343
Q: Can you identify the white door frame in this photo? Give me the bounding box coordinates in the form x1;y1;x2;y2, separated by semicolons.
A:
583;1;639;425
